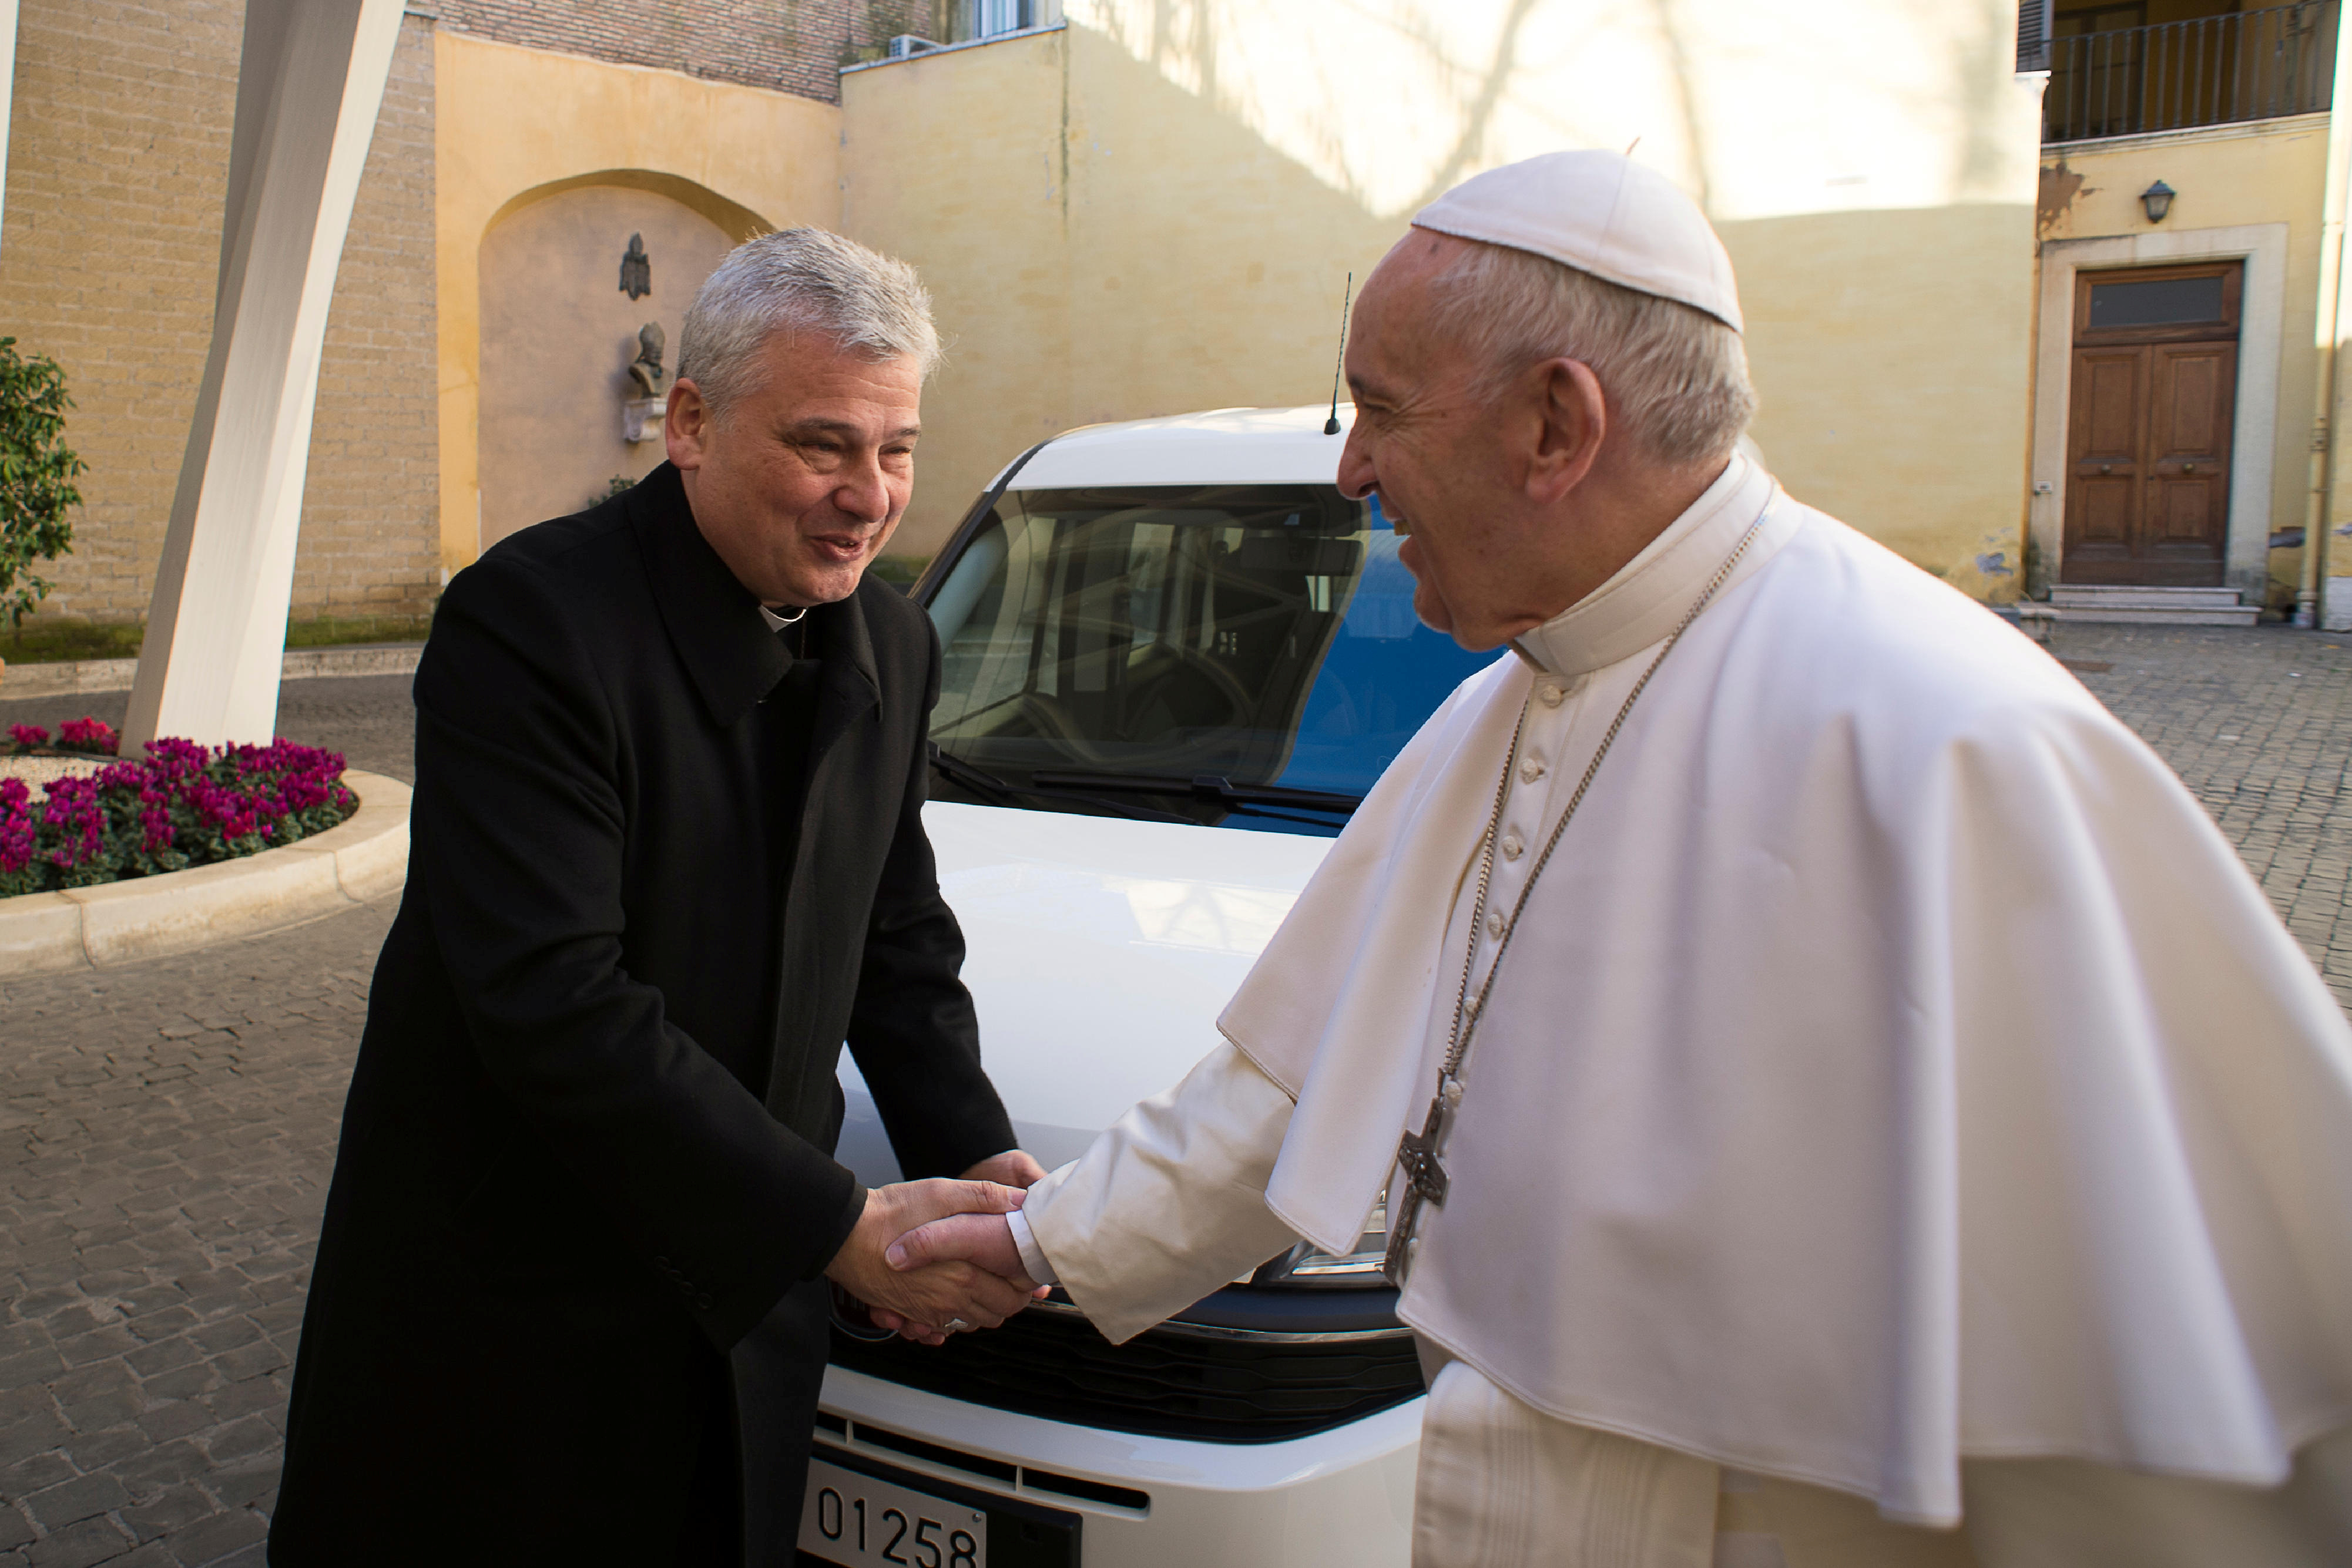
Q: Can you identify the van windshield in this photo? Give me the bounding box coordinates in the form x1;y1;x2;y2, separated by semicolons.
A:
921;484;1499;835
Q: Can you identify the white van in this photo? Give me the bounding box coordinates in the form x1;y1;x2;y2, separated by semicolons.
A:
809;406;1499;1568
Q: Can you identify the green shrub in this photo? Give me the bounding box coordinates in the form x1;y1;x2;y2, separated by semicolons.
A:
0;339;85;630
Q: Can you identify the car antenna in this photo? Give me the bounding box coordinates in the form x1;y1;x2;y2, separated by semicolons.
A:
1323;270;1354;435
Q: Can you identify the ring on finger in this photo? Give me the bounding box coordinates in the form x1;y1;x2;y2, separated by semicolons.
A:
944;1317;974;1333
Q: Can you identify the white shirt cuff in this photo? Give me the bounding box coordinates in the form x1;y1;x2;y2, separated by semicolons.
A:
1006;1205;1059;1287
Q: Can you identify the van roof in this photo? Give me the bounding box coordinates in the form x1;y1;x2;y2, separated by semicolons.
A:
1007;405;1355;491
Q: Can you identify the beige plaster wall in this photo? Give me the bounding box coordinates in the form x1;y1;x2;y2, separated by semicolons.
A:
2038;116;2331;606
842;2;2043;599
841;26;1398;559
0;0;442;628
435;30;844;571
478;187;733;546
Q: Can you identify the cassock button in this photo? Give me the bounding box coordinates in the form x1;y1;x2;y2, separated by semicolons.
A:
1537;683;1566;708
1501;834;1524;861
697;1293;714;1311
1485;912;1506;938
1521;759;1546;783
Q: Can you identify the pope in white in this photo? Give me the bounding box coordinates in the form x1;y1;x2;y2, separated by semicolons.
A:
885;152;2352;1566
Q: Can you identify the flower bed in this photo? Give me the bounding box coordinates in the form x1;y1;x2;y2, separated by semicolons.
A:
2;718;356;898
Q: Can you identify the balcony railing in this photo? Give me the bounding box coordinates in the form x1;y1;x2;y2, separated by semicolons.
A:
2042;1;2338;145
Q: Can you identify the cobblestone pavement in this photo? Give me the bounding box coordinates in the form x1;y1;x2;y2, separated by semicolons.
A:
2050;622;2352;1010
0;906;393;1567
4;625;2352;1563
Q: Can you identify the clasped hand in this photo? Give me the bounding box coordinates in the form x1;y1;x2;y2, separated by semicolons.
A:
823;1150;1047;1347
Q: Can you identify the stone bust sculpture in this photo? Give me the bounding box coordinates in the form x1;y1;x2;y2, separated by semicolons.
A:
628;321;666;398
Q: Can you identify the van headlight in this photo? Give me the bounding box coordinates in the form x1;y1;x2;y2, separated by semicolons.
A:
1250;1194;1390;1288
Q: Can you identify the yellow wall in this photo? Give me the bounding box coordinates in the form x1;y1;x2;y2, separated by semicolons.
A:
434;31;843;572
841;26;1399;559
843;1;2044;599
2038;114;2331;603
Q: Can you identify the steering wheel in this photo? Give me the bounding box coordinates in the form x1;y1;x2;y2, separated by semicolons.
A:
1122;642;1253;740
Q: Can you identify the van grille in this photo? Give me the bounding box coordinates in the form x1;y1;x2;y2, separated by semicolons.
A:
828;1302;1424;1443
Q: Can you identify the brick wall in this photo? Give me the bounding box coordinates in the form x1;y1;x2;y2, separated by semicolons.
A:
4;0;898;633
0;0;244;627
292;14;441;622
437;0;938;102
0;1;441;628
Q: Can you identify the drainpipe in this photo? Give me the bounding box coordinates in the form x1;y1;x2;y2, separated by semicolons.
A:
2301;1;2352;626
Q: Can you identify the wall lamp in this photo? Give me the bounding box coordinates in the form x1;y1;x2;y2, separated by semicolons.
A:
2140;179;2176;224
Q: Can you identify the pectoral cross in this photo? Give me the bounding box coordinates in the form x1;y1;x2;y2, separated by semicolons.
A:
1381;1076;1459;1287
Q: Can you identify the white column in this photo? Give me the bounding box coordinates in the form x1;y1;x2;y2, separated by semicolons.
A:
123;0;404;750
2305;0;2352;630
0;0;20;252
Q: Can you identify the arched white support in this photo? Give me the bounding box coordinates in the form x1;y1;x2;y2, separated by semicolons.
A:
123;0;405;750
0;0;20;252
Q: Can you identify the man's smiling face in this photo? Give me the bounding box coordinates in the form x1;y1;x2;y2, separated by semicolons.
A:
1335;233;1549;652
667;325;923;607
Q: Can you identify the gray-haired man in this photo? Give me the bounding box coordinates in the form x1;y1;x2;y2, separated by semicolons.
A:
884;155;2352;1566
272;229;1043;1564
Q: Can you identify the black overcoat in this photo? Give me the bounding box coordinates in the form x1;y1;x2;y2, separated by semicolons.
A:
270;466;1016;1565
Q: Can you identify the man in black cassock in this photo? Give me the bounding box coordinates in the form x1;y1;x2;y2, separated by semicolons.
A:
270;229;1039;1564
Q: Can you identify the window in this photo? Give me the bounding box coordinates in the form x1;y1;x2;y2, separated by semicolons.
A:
925;485;1499;835
954;0;1061;41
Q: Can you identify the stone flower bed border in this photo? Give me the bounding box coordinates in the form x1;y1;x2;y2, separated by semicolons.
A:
0;770;409;976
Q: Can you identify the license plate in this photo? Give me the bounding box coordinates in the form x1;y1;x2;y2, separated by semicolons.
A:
801;1455;989;1567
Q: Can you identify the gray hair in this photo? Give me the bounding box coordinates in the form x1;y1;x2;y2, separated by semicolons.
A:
677;227;942;417
1425;241;1756;468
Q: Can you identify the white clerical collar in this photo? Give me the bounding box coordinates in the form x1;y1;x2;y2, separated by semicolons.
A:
1512;452;1776;679
759;603;809;633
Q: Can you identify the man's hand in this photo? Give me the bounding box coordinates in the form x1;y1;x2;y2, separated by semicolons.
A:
885;1210;1027;1281
824;1180;1036;1347
865;1211;1044;1342
960;1149;1048;1188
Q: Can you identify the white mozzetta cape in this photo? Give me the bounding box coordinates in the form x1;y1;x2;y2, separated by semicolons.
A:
1220;469;2352;1527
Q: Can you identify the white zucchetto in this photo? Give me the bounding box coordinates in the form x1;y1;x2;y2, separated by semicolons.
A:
1412;150;1744;333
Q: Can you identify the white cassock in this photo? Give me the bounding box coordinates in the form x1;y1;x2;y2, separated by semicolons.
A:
1006;454;2352;1567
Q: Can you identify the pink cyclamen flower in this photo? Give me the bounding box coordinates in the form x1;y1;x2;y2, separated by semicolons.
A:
57;717;119;755
0;778;34;874
40;775;104;869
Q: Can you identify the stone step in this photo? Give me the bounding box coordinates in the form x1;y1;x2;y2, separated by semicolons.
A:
2049;585;2245;610
2050;605;2261;626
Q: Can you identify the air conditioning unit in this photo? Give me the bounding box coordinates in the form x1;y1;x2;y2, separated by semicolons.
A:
886;34;941;59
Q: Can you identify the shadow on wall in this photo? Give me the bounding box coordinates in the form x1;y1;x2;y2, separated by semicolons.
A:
857;15;2036;595
848;26;1410;558
477;179;750;549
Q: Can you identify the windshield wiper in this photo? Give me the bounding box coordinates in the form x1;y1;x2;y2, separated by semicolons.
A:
928;744;1193;825
1029;770;1362;817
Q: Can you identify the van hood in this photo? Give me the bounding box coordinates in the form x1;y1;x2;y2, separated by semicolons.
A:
833;801;1334;1183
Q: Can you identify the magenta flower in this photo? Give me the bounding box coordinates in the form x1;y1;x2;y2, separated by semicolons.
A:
0;727;354;895
0;779;34;875
56;717;119;756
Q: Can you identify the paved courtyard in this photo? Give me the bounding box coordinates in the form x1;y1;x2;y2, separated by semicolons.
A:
2;625;2351;1563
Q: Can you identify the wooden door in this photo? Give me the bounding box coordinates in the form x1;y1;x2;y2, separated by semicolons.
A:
2061;261;2240;586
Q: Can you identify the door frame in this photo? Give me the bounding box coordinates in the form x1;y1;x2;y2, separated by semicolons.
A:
2031;223;2286;602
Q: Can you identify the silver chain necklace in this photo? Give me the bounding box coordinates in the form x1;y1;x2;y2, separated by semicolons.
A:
1382;518;1766;1287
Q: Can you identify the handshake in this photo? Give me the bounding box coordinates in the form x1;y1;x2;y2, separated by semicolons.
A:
821;1149;1053;1347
